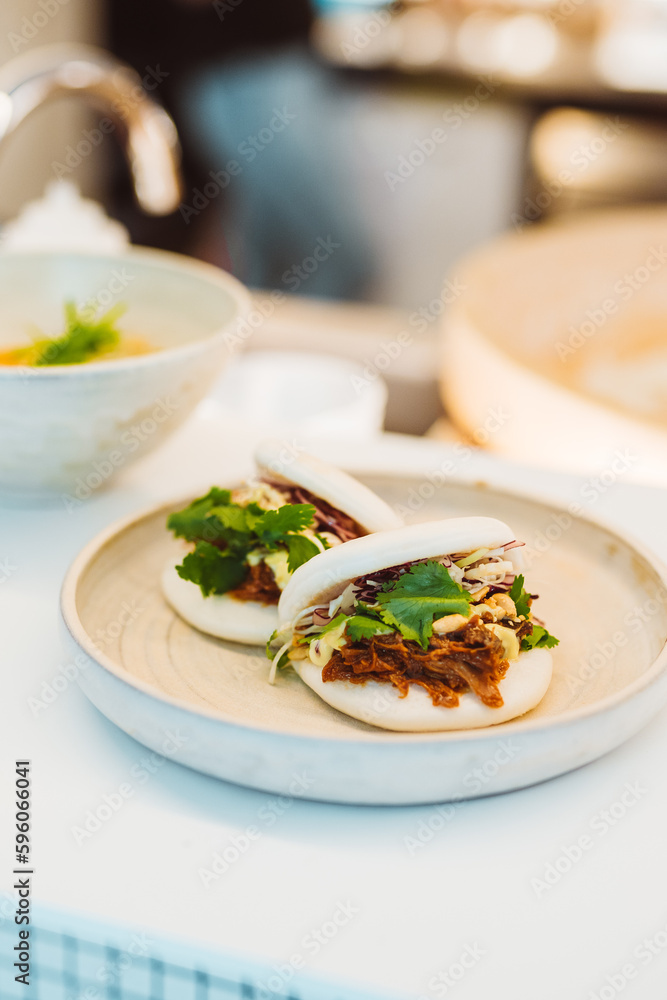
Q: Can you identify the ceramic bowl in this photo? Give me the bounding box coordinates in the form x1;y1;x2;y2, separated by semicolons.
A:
207;349;388;441
0;249;250;502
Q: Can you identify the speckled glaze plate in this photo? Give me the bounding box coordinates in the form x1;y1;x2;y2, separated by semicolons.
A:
60;477;667;805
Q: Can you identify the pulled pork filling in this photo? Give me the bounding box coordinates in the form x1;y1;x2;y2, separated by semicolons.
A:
270;544;558;701
262;481;365;542
221;484;364;605
323;617;519;708
229;561;282;605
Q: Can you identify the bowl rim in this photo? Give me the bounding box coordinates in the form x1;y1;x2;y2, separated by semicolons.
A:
0;245;252;378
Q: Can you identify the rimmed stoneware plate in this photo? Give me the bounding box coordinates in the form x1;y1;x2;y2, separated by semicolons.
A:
60;477;667;805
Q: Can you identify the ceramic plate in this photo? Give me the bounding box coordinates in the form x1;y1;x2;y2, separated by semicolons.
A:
60;477;667;805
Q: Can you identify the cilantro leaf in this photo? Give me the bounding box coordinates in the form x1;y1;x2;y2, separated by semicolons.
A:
175;541;247;597
264;630;292;671
32;301;124;366
208;503;257;534
376;560;473;648
266;629;278;658
257;504;316;546
346;615;394;642
284;533;321;573
168;494;321;598
354;601;386;620
507;575;558;649
266;625;293;655
167;489;233;542
313;612;350;637
304;611;394;646
520;625;559;651
509;574;532;618
274;649;291;671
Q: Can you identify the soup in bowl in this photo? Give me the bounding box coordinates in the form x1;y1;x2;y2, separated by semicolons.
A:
0;248;251;500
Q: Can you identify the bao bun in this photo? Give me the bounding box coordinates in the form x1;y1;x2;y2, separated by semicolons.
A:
294;648;552;732
163;442;403;645
254;439;402;534
161;564;276;645
279;516;514;622
277;516;553;731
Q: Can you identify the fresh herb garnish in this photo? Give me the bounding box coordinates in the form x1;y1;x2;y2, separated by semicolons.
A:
509;574;532;618
177;541;248;598
521;625;559;651
509;575;559;649
266;628;279;658
268;551;560;674
375;560;473;648
311;612;349;639
269;611;393;665
290;562;473;653
30;302;125;366
284;532;321;573
168;491;318;596
167;488;234;542
257;504;317;544
345;615;394;642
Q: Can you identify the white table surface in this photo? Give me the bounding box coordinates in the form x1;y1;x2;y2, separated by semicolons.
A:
2;408;667;1000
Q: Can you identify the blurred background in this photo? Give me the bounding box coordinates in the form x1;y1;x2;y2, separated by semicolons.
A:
0;0;665;436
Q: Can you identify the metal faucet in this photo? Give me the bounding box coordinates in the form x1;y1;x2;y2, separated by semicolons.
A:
0;43;183;215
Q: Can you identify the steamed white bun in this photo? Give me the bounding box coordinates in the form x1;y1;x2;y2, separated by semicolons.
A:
295;648;553;731
254;439;403;533
161;560;277;645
